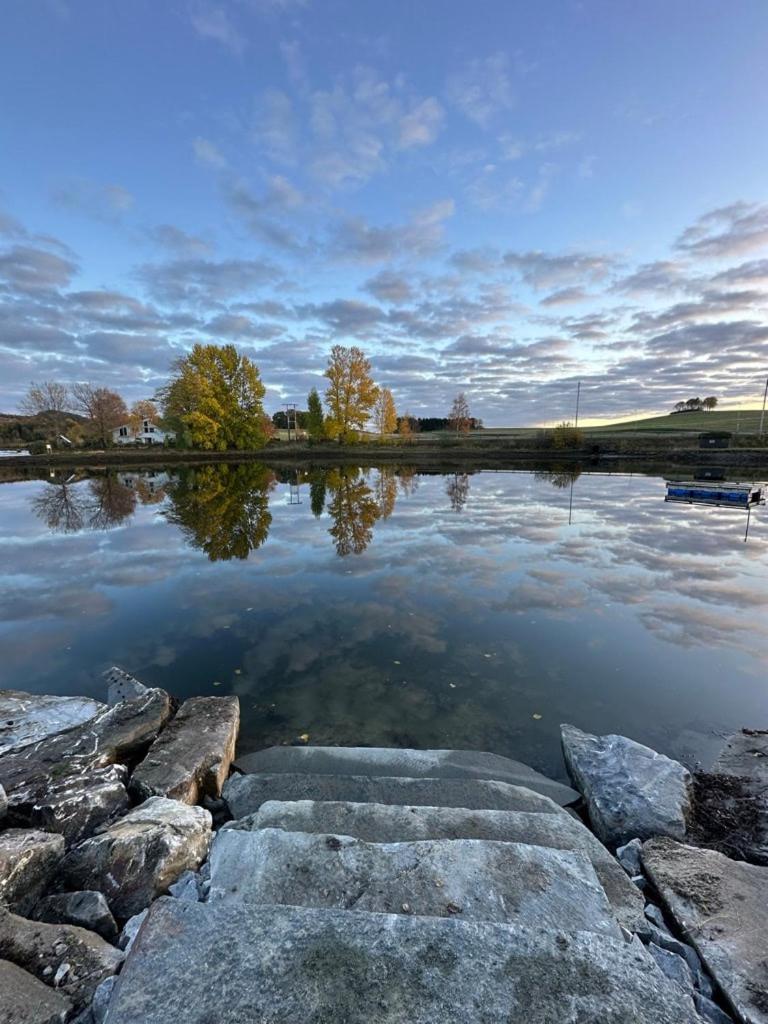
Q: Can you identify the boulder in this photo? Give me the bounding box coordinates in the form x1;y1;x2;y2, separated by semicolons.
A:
34;891;118;944
91;974;117;1024
61;797;212;919
104;899;703;1024
700;728;768;865
643;837;768;1024
0;782;7;821
0;908;123;1009
117;910;147;953
648;942;695;996
560;724;691;845
0;691;103;757
616;837;643;876
102;666;148;706
130;696;239;805
0;958;73;1024
0;829;65;915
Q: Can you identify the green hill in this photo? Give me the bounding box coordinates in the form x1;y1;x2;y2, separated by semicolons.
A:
586;409;764;434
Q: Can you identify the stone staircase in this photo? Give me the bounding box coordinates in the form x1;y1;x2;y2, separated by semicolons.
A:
104;746;706;1023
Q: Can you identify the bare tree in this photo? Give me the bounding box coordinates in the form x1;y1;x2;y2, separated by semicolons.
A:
20;381;72;438
448;393;471;436
72;383;128;445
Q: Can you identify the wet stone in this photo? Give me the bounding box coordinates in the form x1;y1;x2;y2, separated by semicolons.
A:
0;829;65;915
0;690;103;757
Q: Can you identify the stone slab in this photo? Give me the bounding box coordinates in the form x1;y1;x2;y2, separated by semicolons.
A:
0;958;73;1024
104;899;703;1024
130;696;239;804
222;771;566;819
0;691;103;757
709;729;768;866
243;799;644;931
712;729;768;783
208;827;620;936
234;746;579;805
561;724;692;845
643;837;768;1024
103;667;148;707
0;829;65;916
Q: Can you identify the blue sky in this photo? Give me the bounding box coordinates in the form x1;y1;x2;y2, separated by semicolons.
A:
2;0;768;423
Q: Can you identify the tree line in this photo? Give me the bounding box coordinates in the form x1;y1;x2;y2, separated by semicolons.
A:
671;396;718;413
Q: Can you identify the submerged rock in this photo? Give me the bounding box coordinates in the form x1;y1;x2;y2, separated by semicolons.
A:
0;829;65;915
0;957;73;1024
0;691;103;757
130;695;239;805
61;797;212;919
560;724;691;846
34;891;118;944
643;837;768;1024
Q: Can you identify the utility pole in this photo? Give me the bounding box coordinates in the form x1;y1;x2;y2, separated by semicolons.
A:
283;403;298;442
574;381;581;429
760;378;768;436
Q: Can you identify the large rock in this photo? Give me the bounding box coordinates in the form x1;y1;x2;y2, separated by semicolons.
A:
0;829;65;915
209;828;620;937
61;797;212;919
242;798;644;931
0;689;172;843
234;745;579;806
0;958;73;1023
705;728;768;865
643;837;768;1024
223;772;564;819
561;724;691;845
103;666;148;707
105;899;703;1024
0;691;103;757
130;696;239;804
0;783;7;821
34;891;118;944
0;908;123;1009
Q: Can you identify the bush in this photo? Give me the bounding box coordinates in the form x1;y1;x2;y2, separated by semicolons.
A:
551;422;584;449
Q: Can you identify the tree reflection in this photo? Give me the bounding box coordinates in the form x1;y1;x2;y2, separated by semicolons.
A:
446;472;470;512
533;467;582;489
165;463;275;561
31;473;137;532
309;472;327;518
326;467;381;556
374;467;398;520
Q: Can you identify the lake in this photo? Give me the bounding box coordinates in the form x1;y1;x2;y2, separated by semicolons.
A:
1;462;766;781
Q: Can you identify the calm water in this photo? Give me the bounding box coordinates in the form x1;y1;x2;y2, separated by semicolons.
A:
1;463;766;780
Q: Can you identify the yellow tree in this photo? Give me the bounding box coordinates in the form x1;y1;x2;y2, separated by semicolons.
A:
373;387;397;438
129;399;159;435
398;412;412;437
448;393;471;436
323;345;379;442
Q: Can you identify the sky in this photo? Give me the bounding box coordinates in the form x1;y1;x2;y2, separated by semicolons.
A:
1;0;768;425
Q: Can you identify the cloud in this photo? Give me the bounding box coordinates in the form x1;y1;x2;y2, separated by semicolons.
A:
253;89;298;165
136;256;280;304
0;244;78;293
51;180;135;220
676;201;768;259
362;270;415;304
189;3;246;54
329;199;454;264
539;287;590;307
503;249;618;289
446;53;515;127
147;224;212;257
193;137;228;168
398;97;445;148
612;260;691;296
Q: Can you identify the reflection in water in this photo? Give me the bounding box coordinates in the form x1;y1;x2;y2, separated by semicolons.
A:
533;467;582;489
31;473;137;532
309;472;327;518
446;472;470;512
326;467;380;556
164;463;275;561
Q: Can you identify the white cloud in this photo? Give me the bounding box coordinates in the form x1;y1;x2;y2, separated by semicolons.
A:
398;97;445;148
193;137;227;168
189;3;246;54
446;53;515;127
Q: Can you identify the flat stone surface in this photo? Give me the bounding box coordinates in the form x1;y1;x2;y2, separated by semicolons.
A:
223;771;566;819
0;908;123;1010
561;724;692;845
103;666;148;707
34;891;118;944
61;797;212;920
0;829;65;915
643;837;768;1024
0;691;103;757
234;746;579;805
709;729;768;866
245;798;644;930
0;958;73;1023
130;696;239;805
209;828;620;936
105;899;703;1024
713;729;768;783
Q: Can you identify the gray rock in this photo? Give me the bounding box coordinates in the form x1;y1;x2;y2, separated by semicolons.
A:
0;782;6;821
234;745;579;805
0;691;103;757
209;828;621;937
130;696;239;805
91;974;117;1024
0;829;65;915
61;797;212;919
34;891;118;944
0;908;123;1009
117;910;147;953
0;689;172;843
637;921;704;973
0;958;73;1023
713;728;768;782
643;837;768;1024
102;666;148;707
244;798;644;931
560;724;692;845
223;771;567;820
104;898;703;1024
644;902;668;930
710;729;768;865
167;871;200;902
648;942;695;995
695;993;736;1024
616;837;643;875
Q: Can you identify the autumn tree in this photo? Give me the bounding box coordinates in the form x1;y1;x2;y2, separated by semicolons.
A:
306;387;325;439
373;387;397;438
71;383;128;445
323;345;379;442
325;467;380;555
160;344;269;451
129;399;159;433
448;393;471;436
398;413;412;437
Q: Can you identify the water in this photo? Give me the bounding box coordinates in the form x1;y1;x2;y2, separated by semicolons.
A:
1;463;766;779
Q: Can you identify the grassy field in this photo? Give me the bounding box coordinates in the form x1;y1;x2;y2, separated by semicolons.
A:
584;409;764;434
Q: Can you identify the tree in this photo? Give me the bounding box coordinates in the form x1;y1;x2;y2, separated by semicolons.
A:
398;413;412;437
685;397;701;411
323;345;379;442
446;472;470;512
702;396;718;412
373;387;397;438
326;467;381;555
20;381;72;438
448;393;471;436
160;344;269;451
307;387;325;439
71;383;128;445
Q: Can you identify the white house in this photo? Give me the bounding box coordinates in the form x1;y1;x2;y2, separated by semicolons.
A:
112;418;175;445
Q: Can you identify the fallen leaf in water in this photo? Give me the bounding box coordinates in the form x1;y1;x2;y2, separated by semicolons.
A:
449;683;457;689
299;733;310;743
234;669;242;675
393;660;401;665
532;713;542;720
212;681;222;687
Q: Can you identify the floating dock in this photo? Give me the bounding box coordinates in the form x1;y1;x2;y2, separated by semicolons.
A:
665;481;764;508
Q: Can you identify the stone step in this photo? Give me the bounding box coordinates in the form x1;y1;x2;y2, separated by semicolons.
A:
233;746;578;805
208;828;620;937
105;899;703;1024
223;772;569;821
235;799;643;931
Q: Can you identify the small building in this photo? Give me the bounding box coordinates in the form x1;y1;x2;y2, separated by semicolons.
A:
112;419;175;446
698;431;731;449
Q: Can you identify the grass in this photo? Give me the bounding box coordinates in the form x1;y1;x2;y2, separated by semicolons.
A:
584;409;764;434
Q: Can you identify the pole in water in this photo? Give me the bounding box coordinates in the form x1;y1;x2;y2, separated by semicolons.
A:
574;381;581;429
760;377;768;436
